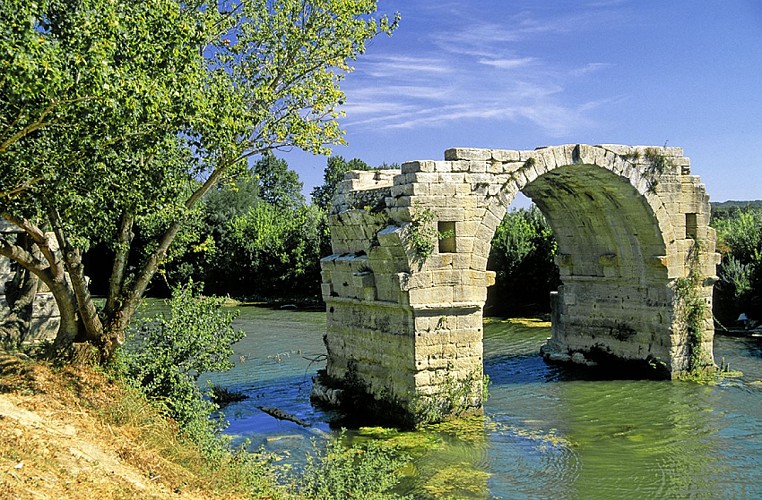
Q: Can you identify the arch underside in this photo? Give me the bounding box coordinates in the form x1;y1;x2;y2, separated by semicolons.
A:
522;165;672;366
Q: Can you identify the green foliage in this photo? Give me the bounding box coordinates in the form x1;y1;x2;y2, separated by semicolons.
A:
311;155;373;211
711;207;762;322
300;430;409;499
673;241;709;373
251;151;305;209
405;207;438;263
209;201;325;297
1;0;209;232
487;206;559;315
117;282;244;450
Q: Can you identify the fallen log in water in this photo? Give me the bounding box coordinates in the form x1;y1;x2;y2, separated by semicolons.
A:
258;406;311;427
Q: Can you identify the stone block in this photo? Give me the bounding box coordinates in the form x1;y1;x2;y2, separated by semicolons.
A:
377;225;404;247
491;149;520;162
444;148;492;161
468;161;488;173
471;254;488;271
27;316;59;343
402;160;437;173
436;207;466;222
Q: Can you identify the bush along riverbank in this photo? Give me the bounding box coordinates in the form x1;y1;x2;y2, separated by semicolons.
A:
0;283;409;499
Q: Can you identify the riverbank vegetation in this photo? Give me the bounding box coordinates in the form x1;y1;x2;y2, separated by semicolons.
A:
1;283;410;498
711;203;762;327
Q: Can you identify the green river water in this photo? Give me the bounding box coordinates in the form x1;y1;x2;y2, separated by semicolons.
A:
198;305;762;499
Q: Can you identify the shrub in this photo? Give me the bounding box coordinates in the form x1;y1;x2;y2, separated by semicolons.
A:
299;430;409;499
712;208;762;322
116;282;244;451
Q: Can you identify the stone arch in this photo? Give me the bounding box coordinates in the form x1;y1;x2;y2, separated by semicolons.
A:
314;144;719;426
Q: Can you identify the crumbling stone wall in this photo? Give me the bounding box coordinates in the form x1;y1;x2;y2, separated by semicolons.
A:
316;144;719;424
0;221;60;344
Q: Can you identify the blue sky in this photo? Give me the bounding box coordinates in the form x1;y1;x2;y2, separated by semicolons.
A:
282;0;762;203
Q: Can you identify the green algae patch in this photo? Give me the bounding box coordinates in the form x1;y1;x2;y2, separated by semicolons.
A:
423;414;487;444
507;425;574;449
484;317;551;329
356;426;445;454
422;463;490;498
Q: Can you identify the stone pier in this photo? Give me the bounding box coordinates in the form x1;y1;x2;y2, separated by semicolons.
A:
315;144;719;425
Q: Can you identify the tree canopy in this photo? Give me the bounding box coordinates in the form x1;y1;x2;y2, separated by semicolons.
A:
0;0;398;360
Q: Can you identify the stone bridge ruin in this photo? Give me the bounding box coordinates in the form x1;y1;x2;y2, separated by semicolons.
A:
314;144;719;425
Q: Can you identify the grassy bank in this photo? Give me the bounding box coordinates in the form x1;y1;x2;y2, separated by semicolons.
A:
0;353;284;499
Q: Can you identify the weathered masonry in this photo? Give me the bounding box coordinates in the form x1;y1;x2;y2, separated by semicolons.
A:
315;144;719;424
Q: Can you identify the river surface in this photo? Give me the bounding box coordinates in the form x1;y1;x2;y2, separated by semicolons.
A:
199;305;762;499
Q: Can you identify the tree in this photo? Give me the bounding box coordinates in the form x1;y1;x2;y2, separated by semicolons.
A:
487;206;560;316
311;156;373;211
251;152;305;209
206;201;324;297
1;0;213;357
0;0;398;361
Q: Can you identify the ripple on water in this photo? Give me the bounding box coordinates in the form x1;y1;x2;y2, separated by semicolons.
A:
189;309;762;499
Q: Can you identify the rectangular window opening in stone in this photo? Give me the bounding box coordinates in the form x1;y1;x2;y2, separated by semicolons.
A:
686;213;698;239
438;221;457;253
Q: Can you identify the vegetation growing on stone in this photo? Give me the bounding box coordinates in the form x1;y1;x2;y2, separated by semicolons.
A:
405;207;439;263
672;240;710;374
643;147;674;193
409;368;486;426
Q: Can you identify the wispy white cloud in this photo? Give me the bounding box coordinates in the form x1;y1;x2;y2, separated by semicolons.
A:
357;55;450;77
477;57;536;69
584;0;627;8
569;62;612;77
340;3;629;137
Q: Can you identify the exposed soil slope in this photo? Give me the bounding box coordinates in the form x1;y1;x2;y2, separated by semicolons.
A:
0;353;270;499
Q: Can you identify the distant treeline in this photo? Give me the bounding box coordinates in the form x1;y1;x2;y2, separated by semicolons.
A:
711;200;762;210
711;202;762;324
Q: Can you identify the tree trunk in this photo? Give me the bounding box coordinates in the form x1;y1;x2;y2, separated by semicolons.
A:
0;251;39;344
98;162;236;361
103;212;134;320
0;213;81;355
